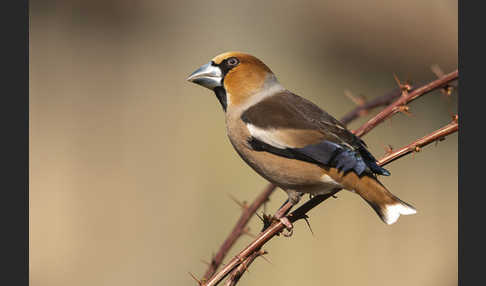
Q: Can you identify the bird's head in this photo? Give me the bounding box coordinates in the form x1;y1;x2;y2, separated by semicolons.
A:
187;52;283;111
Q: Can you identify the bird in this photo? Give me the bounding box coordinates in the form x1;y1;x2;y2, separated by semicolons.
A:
187;51;416;228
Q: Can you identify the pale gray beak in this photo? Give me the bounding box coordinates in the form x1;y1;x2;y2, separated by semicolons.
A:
186;62;223;90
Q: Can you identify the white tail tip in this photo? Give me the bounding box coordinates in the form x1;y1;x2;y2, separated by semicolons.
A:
382;202;417;225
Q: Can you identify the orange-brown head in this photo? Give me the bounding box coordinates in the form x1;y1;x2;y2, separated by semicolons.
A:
187;52;282;111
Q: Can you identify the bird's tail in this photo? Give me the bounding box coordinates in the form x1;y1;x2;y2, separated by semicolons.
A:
355;175;416;225
328;169;417;224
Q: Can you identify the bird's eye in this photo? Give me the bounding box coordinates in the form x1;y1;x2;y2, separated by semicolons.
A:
227;57;239;66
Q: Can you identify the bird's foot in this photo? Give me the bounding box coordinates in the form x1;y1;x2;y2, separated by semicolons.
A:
261;193;302;233
279;216;294;237
260;213;294;237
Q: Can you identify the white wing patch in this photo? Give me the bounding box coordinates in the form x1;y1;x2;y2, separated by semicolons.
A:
246;124;290;149
320;174;341;186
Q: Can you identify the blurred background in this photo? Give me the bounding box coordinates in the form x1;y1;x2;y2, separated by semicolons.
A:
30;0;457;285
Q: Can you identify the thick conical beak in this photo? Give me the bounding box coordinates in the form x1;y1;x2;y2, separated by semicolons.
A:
186;62;223;90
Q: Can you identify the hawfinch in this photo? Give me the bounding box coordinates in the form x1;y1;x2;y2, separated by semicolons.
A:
187;52;416;225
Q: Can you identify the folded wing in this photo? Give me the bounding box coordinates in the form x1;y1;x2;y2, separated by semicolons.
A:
242;91;390;176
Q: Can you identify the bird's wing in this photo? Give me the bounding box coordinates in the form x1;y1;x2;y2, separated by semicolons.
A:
241;91;390;176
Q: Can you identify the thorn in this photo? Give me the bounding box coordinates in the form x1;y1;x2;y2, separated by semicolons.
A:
261;213;274;232
257;249;267;255
393;105;412;116
400;89;409;98
344;90;366;106
303;215;315;236
440;85;454;97
405;77;413;87
408;145;421;159
200;259;211;266
431;64;445;78
236;254;245;263
245;265;251;274
228;194;248;209
384;144;394;156
447;108;456;121
393;73;401;87
435;137;446;147
188;272;202;285
242;227;257;238
259;251;272;265
432;65;455;97
255;211;265;222
393;73;412;92
452;114;459;123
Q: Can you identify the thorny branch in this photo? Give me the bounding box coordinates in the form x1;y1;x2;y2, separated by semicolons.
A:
196;69;458;286
353;70;458;137
378;115;458;166
339;67;456;126
202;184;275;281
340;87;411;125
223;250;267;286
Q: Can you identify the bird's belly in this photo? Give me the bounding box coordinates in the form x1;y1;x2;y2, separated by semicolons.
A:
225;113;342;194
230;136;340;193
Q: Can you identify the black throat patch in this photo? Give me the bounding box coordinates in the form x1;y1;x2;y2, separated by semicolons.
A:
213;86;227;111
210;57;239;112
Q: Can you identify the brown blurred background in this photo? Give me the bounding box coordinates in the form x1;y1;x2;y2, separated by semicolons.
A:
30;1;457;285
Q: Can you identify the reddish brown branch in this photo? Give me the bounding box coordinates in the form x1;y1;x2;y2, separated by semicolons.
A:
202;184;276;281
353;70;458;137
378;117;458;166
340;87;410;125
223;250;266;286
202;116;458;286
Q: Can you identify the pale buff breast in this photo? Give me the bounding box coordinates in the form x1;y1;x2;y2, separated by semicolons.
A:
225;112;341;194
